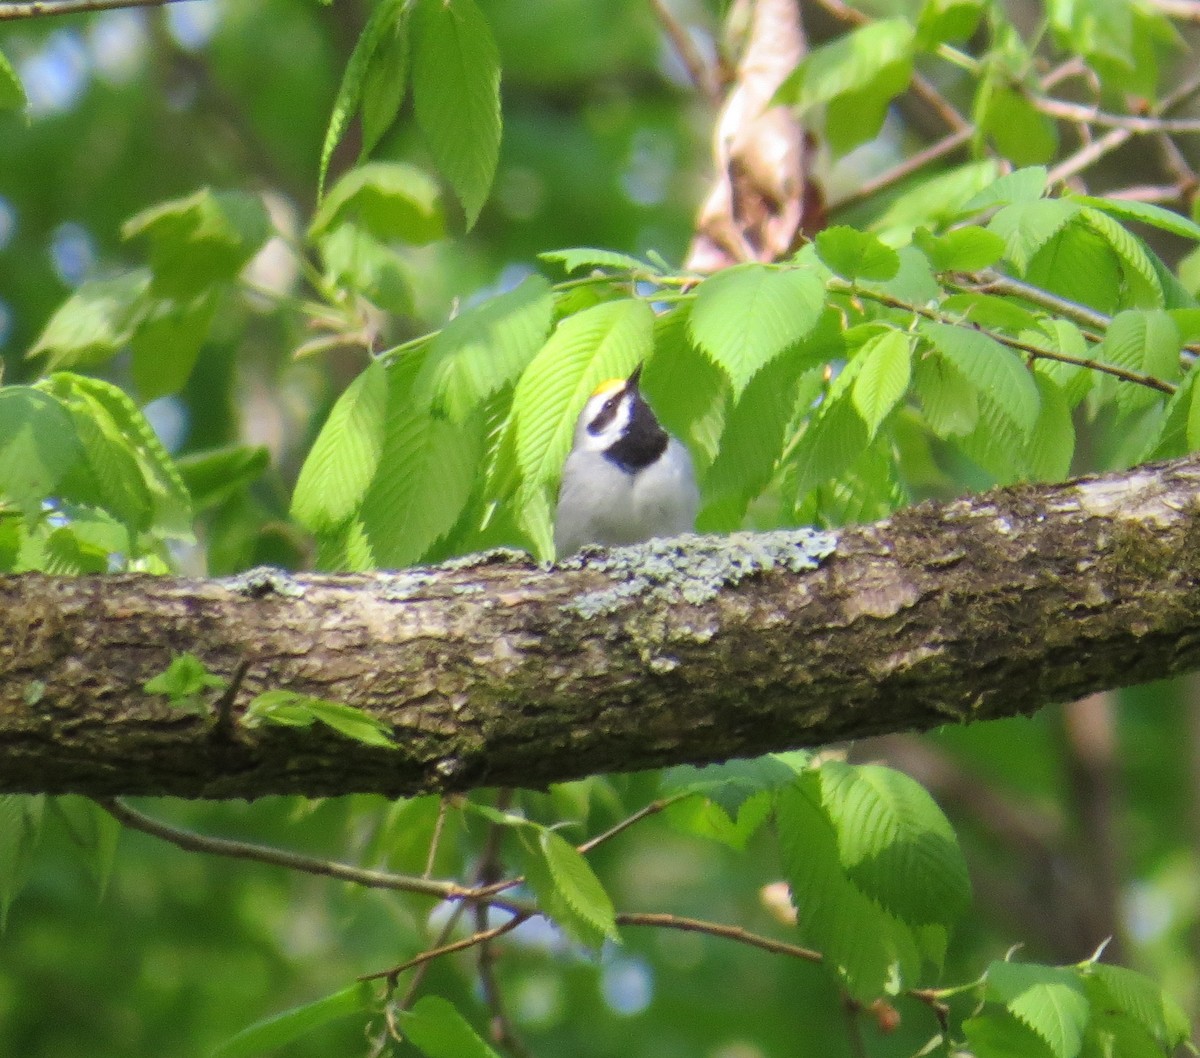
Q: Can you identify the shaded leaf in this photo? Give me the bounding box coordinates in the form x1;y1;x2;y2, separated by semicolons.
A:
412;0;501;227
403;995;502;1058
310;162;445;244
0;49;25;110
987;961;1090;1058
0;387;83;520
211;982;375;1058
28;271;150;371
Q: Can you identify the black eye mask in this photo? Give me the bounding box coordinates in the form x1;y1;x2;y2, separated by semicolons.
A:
603;393;668;473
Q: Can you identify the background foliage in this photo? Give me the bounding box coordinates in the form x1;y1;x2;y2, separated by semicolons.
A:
3;0;1200;1055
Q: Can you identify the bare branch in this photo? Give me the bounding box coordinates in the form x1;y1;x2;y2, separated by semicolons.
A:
0;0;192;20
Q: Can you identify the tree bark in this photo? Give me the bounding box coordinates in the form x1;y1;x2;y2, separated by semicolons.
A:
4;454;1200;799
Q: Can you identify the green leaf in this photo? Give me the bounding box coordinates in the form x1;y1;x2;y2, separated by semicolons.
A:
130;292;218;401
690;263;825;397
1025;375;1074;481
919;321;1041;437
988;199;1081;273
980;86;1059;167
1072;194;1200;243
123;190;271;299
309;162;445;244
411;0;502;227
144;652;227;700
913;225;1006;272
1187;371;1200;451
361;7;410;158
0;49;25;110
1084;963;1191;1050
358;357;486;568
291;359;389;533
814;226;900;281
1098;310;1180;415
1081;207;1163;308
777;19;915;152
52;796;121;897
851;330;912;438
964;1010;1058;1058
319;223;414;315
211;982;375;1058
514;298;655;490
540;829;618;941
1024;220;1122;315
0;388;84;520
28;271;150;371
413;274;555;421
38;373;192;537
960;165;1048;214
317;0;407;197
0;795;43;930
917;0;985;46
402;995;502;1058
871;160;1000;233
539;247;660;275
776;777;923;999
517;831;607;949
914;352;979;437
987;961;1090;1058
244;690;396;748
176;445;270;513
788;359;871;500
818;761;971;929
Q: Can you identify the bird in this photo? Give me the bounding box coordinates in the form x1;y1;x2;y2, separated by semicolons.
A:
554;365;700;557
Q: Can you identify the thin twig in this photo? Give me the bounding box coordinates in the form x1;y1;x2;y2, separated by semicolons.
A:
832;128;973;212
360;915;530;984
577;795;683;854
424;798;448;879
211;658;249;743
99;797;511;906
616;912;823;961
1034;97;1200;134
0;0;190;20
650;0;722;102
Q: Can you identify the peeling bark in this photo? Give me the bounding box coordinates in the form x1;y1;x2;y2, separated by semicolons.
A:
3;455;1200;799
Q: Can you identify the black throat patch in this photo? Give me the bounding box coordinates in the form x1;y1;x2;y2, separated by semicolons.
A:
604;393;668;473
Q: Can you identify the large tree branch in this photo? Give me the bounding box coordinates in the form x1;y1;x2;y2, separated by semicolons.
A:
4;455;1200;799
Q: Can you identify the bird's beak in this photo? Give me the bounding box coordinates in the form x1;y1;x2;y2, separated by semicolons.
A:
626;363;644;391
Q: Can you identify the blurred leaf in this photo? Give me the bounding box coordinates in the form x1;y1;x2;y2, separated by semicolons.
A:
1083;963;1192;1050
913;225;1006;272
1098;310;1180;415
778;19;915;153
402;995;501;1058
211;982;375;1058
0;49;24;110
872;160;1000;232
0;387;83;521
814;226;899;281
1073;194;1200;243
52;796;120;898
917;0;985;45
244;690;396;749
412;0;502;227
320;223;414;314
0;795;43;930
1024;221;1122;315
413;274;554;420
310;162;445;244
960;165;1048;214
27;271;150;371
690;263;825;397
292;359;389;533
1081;208;1163;308
123;190;271;298
318;0;407;196
176;445;270;513
1025;375;1074;481
788;360;871;500
851;329;912;438
539;247;660;275
988;199;1080;273
979;86;1058;167
986;961;1089;1058
130;292;218;401
38;373;192;538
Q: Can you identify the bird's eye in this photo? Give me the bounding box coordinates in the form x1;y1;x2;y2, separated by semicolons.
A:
603;395;620;414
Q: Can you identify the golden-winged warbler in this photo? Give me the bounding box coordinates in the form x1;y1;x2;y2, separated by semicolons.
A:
554;365;699;557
